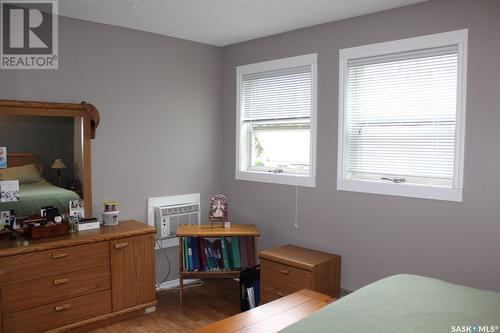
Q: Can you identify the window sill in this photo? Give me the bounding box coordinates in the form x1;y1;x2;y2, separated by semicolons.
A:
337;179;462;202
236;170;315;187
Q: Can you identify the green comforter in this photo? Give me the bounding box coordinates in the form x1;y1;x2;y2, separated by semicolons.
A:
0;180;80;216
281;274;500;333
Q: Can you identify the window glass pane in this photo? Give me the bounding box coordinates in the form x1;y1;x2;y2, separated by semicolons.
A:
249;122;310;172
345;50;458;186
238;58;315;180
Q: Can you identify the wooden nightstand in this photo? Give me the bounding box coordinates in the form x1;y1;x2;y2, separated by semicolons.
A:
259;244;341;303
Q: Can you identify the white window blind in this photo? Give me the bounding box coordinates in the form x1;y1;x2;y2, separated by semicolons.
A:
242;66;312;122
345;46;459;187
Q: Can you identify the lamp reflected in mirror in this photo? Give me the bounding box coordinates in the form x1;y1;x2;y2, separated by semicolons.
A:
50;159;66;187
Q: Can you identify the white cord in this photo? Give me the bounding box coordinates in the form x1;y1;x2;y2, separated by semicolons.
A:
294;186;299;228
155;240;171;289
156;280;205;292
155;239;205;292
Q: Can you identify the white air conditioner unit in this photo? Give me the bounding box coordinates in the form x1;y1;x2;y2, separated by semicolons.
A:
155;202;200;239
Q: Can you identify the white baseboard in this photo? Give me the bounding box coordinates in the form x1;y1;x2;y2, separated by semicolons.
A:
156;278;199;290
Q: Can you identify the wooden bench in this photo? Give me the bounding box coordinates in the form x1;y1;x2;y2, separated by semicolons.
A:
192;289;334;333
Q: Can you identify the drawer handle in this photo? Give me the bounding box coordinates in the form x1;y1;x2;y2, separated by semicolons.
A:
278;269;289;275
114;242;129;249
55;303;71;312
277;292;285;297
53;277;70;286
51;252;68;260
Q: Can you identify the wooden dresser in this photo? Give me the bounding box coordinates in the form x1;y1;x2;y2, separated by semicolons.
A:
259;245;341;304
0;220;156;333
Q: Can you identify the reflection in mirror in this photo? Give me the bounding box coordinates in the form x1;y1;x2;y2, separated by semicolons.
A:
0;115;84;222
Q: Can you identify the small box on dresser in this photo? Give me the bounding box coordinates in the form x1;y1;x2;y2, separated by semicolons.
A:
259;244;341;304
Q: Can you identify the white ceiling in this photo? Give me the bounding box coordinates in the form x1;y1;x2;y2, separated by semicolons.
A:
59;0;427;47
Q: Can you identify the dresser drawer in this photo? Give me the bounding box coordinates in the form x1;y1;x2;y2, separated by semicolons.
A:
0;242;109;284
3;290;112;333
260;259;312;302
2;266;110;314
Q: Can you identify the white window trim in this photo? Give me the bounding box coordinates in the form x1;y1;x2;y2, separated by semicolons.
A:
235;54;318;187
337;29;468;202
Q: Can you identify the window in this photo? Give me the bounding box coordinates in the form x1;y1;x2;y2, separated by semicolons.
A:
236;54;317;187
337;30;468;201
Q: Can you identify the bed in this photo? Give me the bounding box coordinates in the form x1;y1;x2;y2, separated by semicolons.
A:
280;274;500;333
0;153;80;216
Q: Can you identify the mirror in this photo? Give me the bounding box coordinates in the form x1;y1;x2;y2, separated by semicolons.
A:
0;99;99;224
0;115;84;218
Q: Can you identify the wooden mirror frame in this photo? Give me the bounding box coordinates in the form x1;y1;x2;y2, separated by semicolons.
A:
0;99;100;216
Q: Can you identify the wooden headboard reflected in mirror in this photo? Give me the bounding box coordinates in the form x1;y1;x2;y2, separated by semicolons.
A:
0;99;100;217
6;153;43;174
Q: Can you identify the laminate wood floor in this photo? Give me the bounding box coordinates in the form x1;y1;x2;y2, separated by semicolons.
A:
88;279;240;333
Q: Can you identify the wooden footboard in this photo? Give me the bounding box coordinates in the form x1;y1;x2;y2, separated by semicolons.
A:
192;289;334;333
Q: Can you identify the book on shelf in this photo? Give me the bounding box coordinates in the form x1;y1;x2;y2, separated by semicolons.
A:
214;239;224;269
180;236;256;272
198;237;207;269
220;237;231;270
182;237;185;270
187;238;194;271
208;240;220;271
231;236;241;270
192;236;200;271
184;237;189;270
203;238;213;271
239;237;248;269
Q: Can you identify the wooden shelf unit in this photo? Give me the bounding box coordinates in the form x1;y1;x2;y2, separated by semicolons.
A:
176;224;260;304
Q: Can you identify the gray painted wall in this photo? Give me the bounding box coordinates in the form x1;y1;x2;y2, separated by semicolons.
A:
0;115;74;184
1;0;498;291
0;16;222;283
496;0;500;292
220;0;500;292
